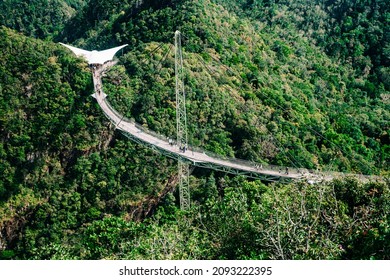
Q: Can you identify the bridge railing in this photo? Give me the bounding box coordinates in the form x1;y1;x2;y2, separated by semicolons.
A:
101;97;311;177
100;94;383;182
93;71;382;183
186;143;310;176
103;97;174;143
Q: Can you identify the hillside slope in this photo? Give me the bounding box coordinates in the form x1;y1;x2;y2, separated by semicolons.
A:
0;27;177;259
0;0;86;39
0;0;389;260
60;0;388;173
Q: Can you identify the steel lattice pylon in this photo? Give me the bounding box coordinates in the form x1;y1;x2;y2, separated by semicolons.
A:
175;30;191;210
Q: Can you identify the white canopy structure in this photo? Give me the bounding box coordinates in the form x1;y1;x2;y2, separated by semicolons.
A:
59;43;128;65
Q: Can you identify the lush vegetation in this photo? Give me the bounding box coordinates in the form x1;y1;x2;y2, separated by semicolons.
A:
0;0;389;260
0;0;85;39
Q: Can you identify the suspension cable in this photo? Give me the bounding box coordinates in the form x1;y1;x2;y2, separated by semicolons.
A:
154;44;174;74
179;31;367;173
141;41;167;64
193;47;303;168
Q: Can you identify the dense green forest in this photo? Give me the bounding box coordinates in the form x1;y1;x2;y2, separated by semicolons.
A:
0;0;389;259
0;0;85;39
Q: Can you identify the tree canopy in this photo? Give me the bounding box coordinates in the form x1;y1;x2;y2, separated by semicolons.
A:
0;0;388;260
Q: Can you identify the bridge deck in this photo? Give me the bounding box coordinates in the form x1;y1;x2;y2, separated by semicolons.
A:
91;63;380;184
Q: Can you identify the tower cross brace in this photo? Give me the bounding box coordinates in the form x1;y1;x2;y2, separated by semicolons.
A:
175;30;190;210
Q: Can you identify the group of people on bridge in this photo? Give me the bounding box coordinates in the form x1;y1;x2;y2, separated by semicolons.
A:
179;145;187;153
255;164;289;175
168;138;187;153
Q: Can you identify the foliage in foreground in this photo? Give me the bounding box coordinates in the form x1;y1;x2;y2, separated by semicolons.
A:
8;177;388;260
